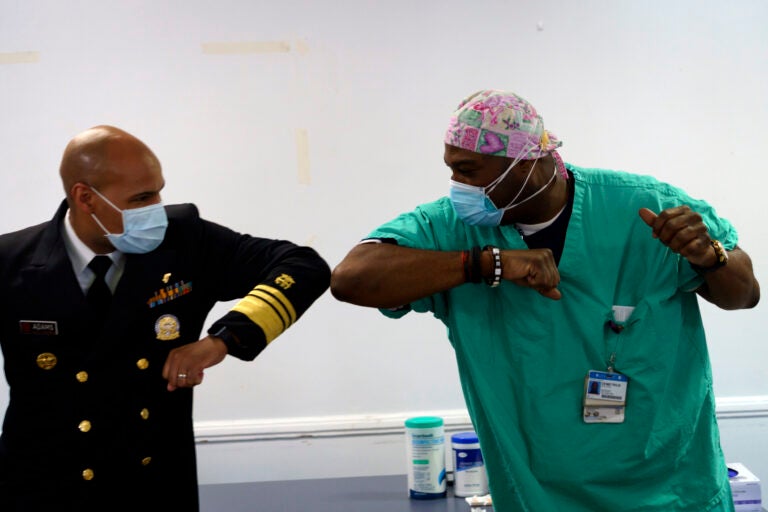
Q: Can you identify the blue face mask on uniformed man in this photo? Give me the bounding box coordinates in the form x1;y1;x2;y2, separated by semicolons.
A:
89;187;168;254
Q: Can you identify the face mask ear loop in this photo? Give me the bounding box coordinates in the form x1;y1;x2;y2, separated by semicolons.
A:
485;117;542;197
90;212;114;237
501;159;558;211
485;118;540;196
487;148;539;210
504;156;538;206
89;186;122;213
89;186;125;236
484;141;535;195
486;156;519;194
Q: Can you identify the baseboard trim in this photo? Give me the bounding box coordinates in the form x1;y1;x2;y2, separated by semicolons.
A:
715;395;768;419
194;395;768;444
194;409;473;444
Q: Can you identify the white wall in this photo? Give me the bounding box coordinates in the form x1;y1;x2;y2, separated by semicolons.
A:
1;0;767;486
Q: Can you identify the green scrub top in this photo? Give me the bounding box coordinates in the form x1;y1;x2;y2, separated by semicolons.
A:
368;164;738;512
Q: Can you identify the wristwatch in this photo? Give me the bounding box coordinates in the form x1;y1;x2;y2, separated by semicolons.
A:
211;326;242;354
690;239;728;274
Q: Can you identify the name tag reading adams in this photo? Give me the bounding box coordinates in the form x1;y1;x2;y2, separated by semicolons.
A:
583;370;628;424
19;320;59;335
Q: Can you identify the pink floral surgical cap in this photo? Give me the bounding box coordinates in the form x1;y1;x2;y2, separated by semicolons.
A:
444;89;567;178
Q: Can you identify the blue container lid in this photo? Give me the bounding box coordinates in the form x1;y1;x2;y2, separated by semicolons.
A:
451;431;479;444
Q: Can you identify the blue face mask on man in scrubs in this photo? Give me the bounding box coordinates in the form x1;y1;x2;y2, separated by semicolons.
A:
89;187;168;254
449;153;558;227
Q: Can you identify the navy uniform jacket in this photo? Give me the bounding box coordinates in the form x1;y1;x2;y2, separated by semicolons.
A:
0;200;331;511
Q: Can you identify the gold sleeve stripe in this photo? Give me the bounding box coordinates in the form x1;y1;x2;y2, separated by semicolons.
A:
246;289;292;329
251;285;297;324
231;285;297;344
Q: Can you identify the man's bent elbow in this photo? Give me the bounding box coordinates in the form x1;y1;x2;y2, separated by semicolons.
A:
745;282;760;309
329;266;362;304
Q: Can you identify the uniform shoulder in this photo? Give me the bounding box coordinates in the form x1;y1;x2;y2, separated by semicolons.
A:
0;220;48;251
375;197;454;229
414;196;456;219
164;203;205;231
567;163;671;191
161;204;205;246
165;203;200;221
367;197;455;244
0;220;50;274
0;219;47;240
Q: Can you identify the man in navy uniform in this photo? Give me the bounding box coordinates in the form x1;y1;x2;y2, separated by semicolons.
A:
0;125;331;510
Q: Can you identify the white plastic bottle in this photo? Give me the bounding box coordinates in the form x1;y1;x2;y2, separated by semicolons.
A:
451;431;489;497
405;416;447;499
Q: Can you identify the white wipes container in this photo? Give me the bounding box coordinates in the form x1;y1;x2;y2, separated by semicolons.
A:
728;463;762;512
405;416;447;499
452;431;489;497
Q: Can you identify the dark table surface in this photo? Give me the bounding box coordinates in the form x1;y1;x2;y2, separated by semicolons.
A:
201;474;765;512
200;474;491;512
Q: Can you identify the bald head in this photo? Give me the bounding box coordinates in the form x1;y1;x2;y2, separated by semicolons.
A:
59;125;161;203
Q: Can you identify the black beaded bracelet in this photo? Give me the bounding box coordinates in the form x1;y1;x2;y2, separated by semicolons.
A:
469;246;482;283
483;245;502;287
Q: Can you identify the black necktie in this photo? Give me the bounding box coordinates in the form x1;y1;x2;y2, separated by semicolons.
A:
87;255;113;317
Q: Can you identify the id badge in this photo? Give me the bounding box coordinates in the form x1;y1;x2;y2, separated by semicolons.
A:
583;370;628;424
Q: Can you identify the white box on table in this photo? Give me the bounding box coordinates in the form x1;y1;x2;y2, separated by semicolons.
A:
727;462;761;512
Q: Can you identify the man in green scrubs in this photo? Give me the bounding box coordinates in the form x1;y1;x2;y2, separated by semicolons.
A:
330;90;760;511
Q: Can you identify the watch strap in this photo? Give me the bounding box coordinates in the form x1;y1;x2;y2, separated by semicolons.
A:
690;239;728;274
211;326;243;355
